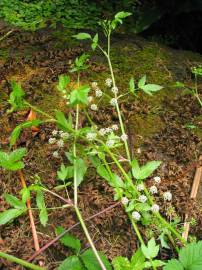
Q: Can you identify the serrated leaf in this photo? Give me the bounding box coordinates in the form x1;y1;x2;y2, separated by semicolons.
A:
163;259;184;270
134;203;151;212
112;256;131;270
131;248;145;270
8;81;25;112
129;77;135;92
0;208;25;225
56;226;81;253
91;33;98;50
0;148;27;171
125;200;136;212
57;74;70;91
138;75;146;88
159;232;170;249
9;148;27;163
58;255;84;270
55;111;69;131
141;84;163;96
75;158;87;186
179;241;202;270
70;85;90;106
73;33;92;40
57;164;74;181
4;194;26;209
80;249;112;270
141;238;159;259
132;160;161;180
36;190;48;226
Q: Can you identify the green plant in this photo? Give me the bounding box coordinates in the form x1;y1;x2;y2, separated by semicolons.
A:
56;227;111;270
164;241;202;270
1;11;189;270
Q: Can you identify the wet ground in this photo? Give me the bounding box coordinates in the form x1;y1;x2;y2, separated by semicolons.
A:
0;21;202;269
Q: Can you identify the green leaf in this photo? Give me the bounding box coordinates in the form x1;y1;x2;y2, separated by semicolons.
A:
56;226;81;253
159;232;170;249
57;74;70;91
129;77;135;92
57;164;74;181
144;260;165;268
132;159;161;180
141;238;159;259
58;255;84;270
10;120;42;146
73;33;92;40
0;208;25;225
4;194;26;209
0;148;27;171
141;84;163;96
81;249;112;270
163;259;184;270
8;81;25;112
138;75;146;88
112;256;131;270
36;190;48;226
134;203;151;212
91;33;98;50
75;158;87;186
131;248;145;270
20;187;31;203
70;85;90;106
125;199;136;212
179;241;202;270
55;111;69;131
115;11;132;21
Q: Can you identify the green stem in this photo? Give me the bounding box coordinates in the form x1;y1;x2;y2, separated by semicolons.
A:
73;104;79;207
74;206;107;270
0;30;14;42
24;101;55;121
0;251;45;270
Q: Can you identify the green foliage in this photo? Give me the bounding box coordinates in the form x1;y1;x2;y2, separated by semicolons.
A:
0;148;27;171
8;81;25;112
55;111;73;131
131;159;161;180
56;227;81;253
10;120;42;146
0;194;26;225
141;238;159;259
36;190;48;226
164;241;202;270
69;85;90;106
57;164;74;181
57;227;111;270
138;75;163;96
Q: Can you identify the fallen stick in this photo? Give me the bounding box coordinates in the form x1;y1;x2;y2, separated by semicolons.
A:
28;201;121;262
182;156;202;240
18;170;43;267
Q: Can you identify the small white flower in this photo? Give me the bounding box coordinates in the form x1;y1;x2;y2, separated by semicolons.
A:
86;132;97;141
120;133;128;142
57;139;64;148
137;148;141;154
53;151;59;158
52;130;58;136
95;89;103;98
163;191;172;201
112;124;119;131
137;184;144;191
110;98;117;106
121;197;129;206
91;82;98;89
48;138;56;144
149;185;158;194
60;132;69;140
88;96;93;103
105;127;113;134
63;94;67;99
99;128;106;136
132;211;141;221
106;139;115;148
90;104;98;111
111;86;119;94
59;130;64;135
105;78;112;87
154;176;161;184
151;204;160;213
138;195;147;203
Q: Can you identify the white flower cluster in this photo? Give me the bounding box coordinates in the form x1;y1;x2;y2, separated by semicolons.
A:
138;195;147;203
163;191;172;201
110;98;117;107
120;133;128;142
154;176;161;184
91;81;103;98
149;185;158;194
132;211;141;221
98;124;119;136
105;78;112;87
137;184;144;191
86;132;97;141
111;86;119;94
48;129;69;158
90;104;98;111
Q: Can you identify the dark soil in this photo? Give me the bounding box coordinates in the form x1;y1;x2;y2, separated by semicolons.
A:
0;20;202;269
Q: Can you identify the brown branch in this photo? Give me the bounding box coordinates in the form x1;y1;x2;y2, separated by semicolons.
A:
28;201;121;262
182;156;202;240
